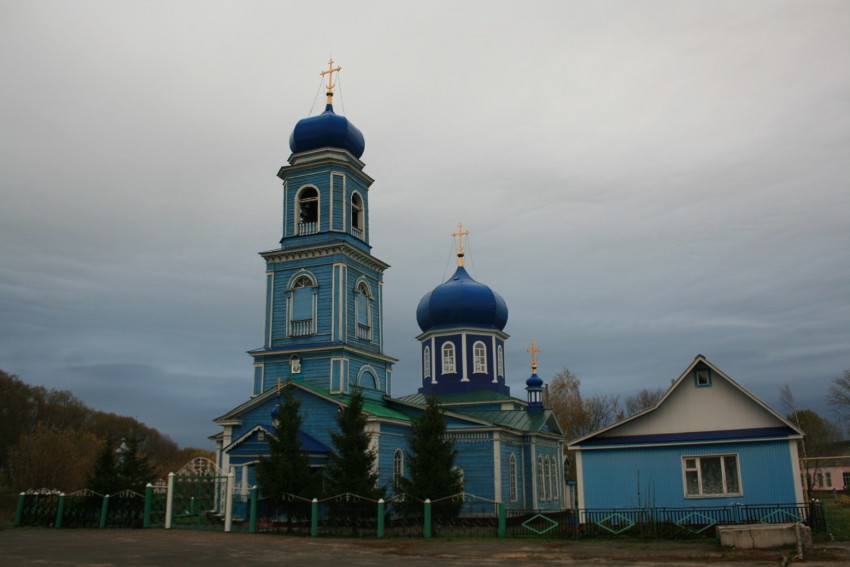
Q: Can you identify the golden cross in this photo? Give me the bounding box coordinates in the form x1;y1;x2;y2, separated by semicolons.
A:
320;58;342;105
453;223;470;267
526;341;541;373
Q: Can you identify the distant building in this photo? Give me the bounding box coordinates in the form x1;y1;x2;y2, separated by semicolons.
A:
568;355;805;509
212;62;566;512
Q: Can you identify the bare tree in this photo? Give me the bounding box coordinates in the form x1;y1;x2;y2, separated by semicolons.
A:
828;369;850;426
546;368;620;442
622;387;665;417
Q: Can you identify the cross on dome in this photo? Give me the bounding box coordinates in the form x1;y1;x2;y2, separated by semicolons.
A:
526;340;541;373
320;58;342;105
453;223;470;267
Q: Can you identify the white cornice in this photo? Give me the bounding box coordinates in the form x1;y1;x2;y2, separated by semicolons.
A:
260;242;390;273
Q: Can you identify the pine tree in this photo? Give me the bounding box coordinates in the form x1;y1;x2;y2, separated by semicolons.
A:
88;438;121;495
115;437;156;493
324;389;384;528
398;395;463;522
256;387;317;529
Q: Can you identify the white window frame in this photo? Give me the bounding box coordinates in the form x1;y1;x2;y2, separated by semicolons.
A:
442;342;456;374
295;186;320;235
423;346;431;380
682;454;742;498
473;341;487;374
509;454;518;502
497;345;504;378
537;456;545;501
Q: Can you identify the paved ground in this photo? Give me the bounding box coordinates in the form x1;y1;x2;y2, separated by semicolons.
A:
1;529;850;566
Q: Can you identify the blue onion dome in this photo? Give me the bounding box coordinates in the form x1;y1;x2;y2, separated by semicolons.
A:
289;104;365;158
526;373;543;389
416;266;509;333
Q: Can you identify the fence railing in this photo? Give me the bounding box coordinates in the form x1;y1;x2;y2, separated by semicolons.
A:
14;487;825;539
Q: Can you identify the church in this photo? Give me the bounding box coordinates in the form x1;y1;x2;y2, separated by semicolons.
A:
212;62;567;513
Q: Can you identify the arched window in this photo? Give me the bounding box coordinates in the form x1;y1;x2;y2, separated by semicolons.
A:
358;370;377;390
473;341;487;373
497;345;504;377
289;274;316;336
550;458;559;503
509;454;518;502
544;456;552;501
423;346;431;381
442;342;456;374
355;282;371;341
350;192;364;239
297;187;319;235
537;456;545;501
393;449;404;488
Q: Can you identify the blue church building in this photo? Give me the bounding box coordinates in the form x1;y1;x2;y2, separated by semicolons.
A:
213;64;566;512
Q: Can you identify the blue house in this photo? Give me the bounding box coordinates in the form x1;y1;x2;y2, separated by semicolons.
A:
568;355;804;511
212;64;566;513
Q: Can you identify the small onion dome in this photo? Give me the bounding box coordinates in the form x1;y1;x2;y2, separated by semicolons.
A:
416;266;508;333
526;373;543;389
289;104;365;158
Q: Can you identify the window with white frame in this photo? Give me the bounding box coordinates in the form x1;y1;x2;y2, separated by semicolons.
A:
355;282;371;341
551;458;559;502
393;449;404;488
442;342;456;374
509;454;518;502
473;341;487;373
497;345;504;377
423;346;431;380
537;456;545;501
296;187;319;235
289;275;316;336
350;192;364;239
683;455;741;497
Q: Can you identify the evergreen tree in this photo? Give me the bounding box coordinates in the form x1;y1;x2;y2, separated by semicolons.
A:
88;438;121;495
256;387;317;529
324;389;384;528
115;437;157;493
398;395;463;522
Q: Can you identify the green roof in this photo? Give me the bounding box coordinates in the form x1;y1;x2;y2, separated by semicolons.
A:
398;390;525;407
451;408;556;433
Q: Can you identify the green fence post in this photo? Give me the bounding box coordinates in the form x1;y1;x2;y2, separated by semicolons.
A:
14;493;25;527
249;486;258;534
99;495;110;529
310;498;318;537
377;498;385;538
55;493;66;529
144;483;153;528
498;502;506;537
424;499;432;539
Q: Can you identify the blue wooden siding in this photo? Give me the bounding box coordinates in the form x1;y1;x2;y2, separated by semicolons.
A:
579;440;797;509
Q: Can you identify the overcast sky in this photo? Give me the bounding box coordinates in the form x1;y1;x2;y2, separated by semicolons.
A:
1;1;848;448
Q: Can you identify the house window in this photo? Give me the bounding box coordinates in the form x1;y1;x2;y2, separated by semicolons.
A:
393;449;404;488
509;454;518;502
296;187;319;235
423;346;431;380
816;473;824;488
473;341;487;373
497;345;504;377
843;472;850;488
355;282;371;341
826;472;832;488
351;192;364;239
683;455;741;497
442;342;456;374
694;368;712;388
289;275;316;336
537;456;545;501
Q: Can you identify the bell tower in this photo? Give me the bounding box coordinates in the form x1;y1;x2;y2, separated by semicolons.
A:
249;60;396;400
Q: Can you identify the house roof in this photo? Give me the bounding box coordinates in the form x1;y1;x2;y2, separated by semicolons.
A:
569;354;803;449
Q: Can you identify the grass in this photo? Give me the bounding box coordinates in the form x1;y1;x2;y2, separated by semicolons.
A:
821;495;850;541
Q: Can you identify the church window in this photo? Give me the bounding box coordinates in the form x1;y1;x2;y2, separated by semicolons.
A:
423;346;431;380
350;192;364;239
473;341;487;373
358;369;377;389
683;454;741;497
290;355;301;374
393;449;404;488
355;282;372;341
537;456;545;501
289;274;316;336
509;454;518;502
296;187;319;235
442;342;456;374
543;456;551;501
497;345;504;378
551;458;559;502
